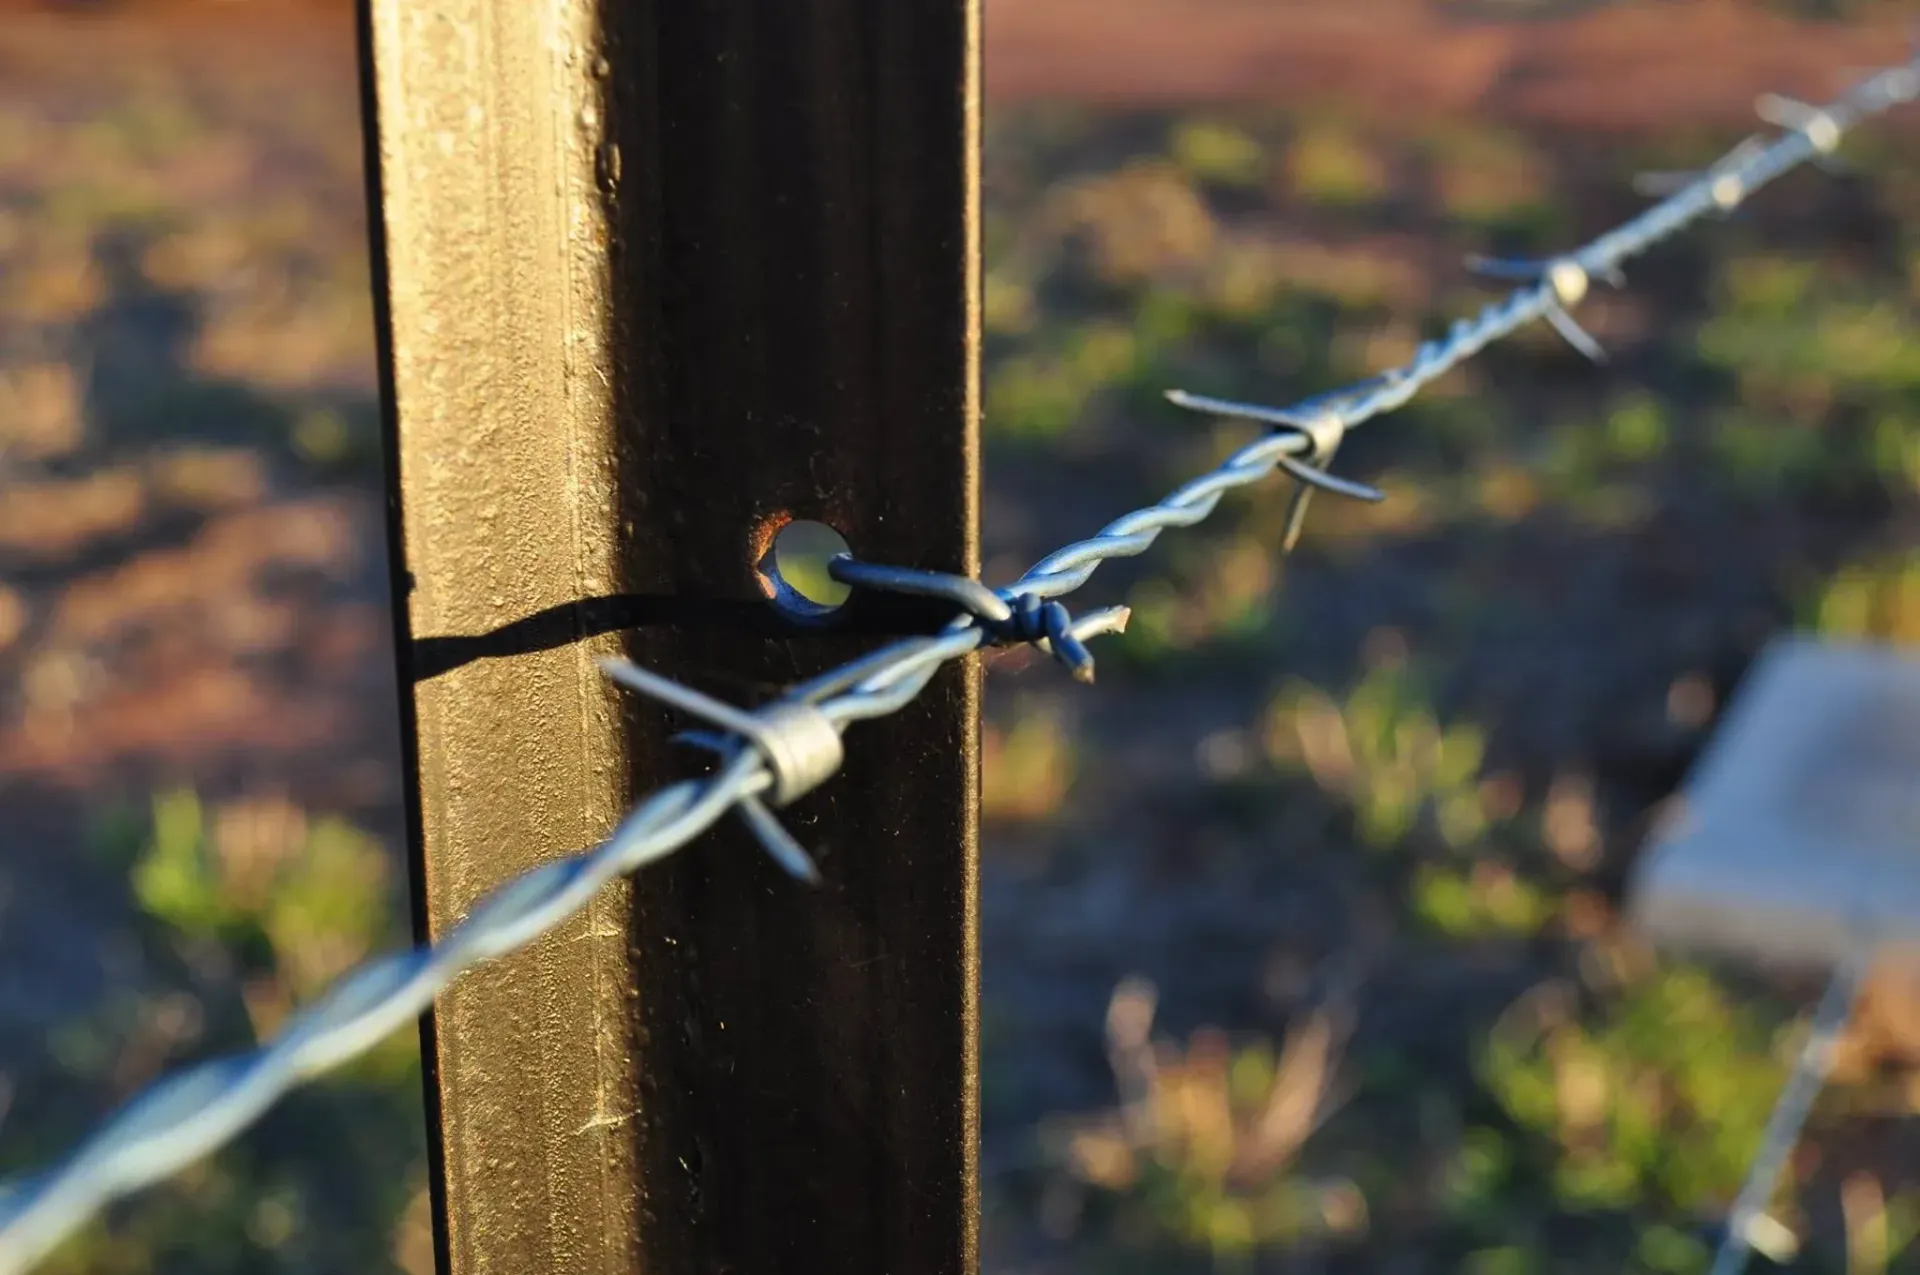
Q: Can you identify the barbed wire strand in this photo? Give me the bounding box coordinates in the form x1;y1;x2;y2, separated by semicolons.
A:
2;56;1917;1275
1707;951;1868;1275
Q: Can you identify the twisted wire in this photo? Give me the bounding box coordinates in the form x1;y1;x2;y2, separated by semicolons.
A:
1707;952;1868;1275
1;56;1915;1275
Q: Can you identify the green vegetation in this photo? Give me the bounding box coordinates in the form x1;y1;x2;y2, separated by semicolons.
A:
7;792;427;1274
987;321;1151;441
1170;119;1267;192
1264;656;1492;853
1807;550;1920;644
983;700;1078;822
1419;121;1558;240
1412;860;1556;940
1046;984;1364;1267
1286;120;1391;209
1696;254;1920;497
1483;965;1790;1215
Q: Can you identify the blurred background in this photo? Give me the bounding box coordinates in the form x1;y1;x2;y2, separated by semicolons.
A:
1;0;1918;1271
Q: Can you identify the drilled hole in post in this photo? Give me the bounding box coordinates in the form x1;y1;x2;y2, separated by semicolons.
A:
758;519;853;621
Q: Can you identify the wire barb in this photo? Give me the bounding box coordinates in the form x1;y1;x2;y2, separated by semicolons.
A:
1164;384;1387;551
1466;254;1614;363
1634;135;1769;208
599;657;840;880
1755;92;1846;156
667;729;825;883
2;55;1917;1275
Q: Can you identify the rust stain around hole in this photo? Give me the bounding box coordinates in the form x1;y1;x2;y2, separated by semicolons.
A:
747;510;795;601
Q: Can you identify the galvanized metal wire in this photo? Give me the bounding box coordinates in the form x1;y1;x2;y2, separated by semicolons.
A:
1;57;1916;1275
1707;952;1868;1275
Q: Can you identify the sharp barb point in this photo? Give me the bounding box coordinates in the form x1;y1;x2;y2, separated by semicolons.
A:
735;796;822;883
1165;388;1314;430
1275;454;1383;504
1547;305;1608;364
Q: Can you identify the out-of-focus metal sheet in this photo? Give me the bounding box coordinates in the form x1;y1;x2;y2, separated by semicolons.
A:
1630;638;1920;970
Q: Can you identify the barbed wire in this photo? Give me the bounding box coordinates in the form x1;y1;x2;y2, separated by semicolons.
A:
1708;951;1867;1275
2;55;1916;1275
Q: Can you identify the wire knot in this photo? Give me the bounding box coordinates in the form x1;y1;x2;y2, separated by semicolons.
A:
980;591;1096;682
827;556;1129;684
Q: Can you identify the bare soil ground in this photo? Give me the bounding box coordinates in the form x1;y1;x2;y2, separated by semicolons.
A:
988;0;1918;129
